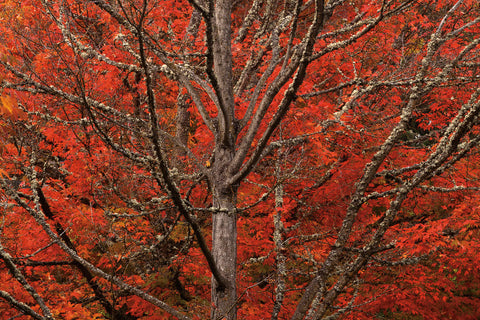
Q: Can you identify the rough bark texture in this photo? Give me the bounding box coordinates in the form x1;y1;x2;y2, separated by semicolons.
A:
211;145;238;320
209;0;238;318
211;196;237;320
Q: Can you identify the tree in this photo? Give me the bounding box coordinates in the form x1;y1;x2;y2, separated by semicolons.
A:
0;0;480;319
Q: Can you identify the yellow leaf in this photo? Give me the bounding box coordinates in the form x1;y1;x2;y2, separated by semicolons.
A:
0;96;14;114
0;168;8;178
0;95;24;120
0;95;17;115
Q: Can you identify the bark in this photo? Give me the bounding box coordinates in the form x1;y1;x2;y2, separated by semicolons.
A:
211;203;237;320
211;0;236;147
272;148;286;320
176;90;191;159
175;8;201;158
36;189;138;320
209;0;238;319
211;147;238;320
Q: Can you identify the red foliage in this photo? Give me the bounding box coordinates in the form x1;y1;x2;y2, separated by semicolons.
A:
0;0;480;319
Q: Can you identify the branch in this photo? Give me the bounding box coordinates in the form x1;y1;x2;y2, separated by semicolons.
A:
136;13;228;291
0;160;193;320
0;244;54;319
238;14;290;130
89;0;216;132
13;260;75;267
290;5;450;315
0;290;47;320
229;0;326;186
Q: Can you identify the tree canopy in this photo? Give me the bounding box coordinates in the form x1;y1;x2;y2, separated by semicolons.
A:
1;0;480;319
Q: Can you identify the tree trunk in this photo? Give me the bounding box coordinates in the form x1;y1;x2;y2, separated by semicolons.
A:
211;204;237;320
211;147;237;320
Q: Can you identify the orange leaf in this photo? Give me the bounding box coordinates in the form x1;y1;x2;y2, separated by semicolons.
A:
0;95;16;114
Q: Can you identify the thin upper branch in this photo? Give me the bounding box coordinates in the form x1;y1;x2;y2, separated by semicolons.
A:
229;0;326;185
136;11;228;291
